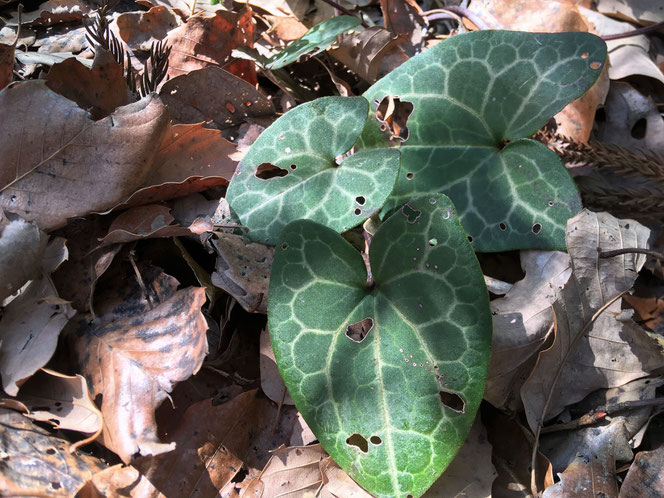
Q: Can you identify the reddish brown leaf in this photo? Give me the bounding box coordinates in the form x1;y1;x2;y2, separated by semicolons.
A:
0;408;106;496
78;287;208;463
165;8;256;82
45;48;131;120
0;81;169;231
620;445;664;497
160;66;274;129
381;0;427;55
115;6;182;52
0;24;17;90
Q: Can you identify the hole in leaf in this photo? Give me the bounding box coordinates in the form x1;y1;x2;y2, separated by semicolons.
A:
428;238;437;246
346;433;369;453
439;390;466;413
406;172;414;180
532;223;542;234
290;164;297;170
375;95;414;142
281;243;288;250
255;162;289;180
499;222;507;231
355;196;366;206
345;317;374;343
370;435;382;445
401;203;421;224
590;61;602;69
354;208;362;215
631;118;647;139
441;210;451;220
547;200;554;207
467;235;473;243
581;52;589;59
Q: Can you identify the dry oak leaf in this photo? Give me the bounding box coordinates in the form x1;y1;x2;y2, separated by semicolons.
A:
45;48;131;120
521;209;664;433
0;80;169;231
0;408;107;496
4;0;91;27
115;6;182;52
619;444;664;497
78;287;208;463
165;8;255;80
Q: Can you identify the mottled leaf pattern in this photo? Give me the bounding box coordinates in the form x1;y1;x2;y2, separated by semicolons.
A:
268;194;492;497
360;30;606;251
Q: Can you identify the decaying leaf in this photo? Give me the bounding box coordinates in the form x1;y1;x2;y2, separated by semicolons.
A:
620;444;664;497
78;287;208;463
485;250;571;411
259;327;293;405
381;0;426;56
115;5;182;52
0;238;74;396
521;209;664;432
0;81;169;231
0;408;107;496
0;211;48;302
211;232;274;313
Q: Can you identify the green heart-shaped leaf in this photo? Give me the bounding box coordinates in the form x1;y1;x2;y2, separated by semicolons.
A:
268;194;492;497
226;96;400;245
266;16;362;69
359;31;607;251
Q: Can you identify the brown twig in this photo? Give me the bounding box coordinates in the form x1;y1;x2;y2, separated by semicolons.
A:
599;247;664;261
318;0;369;28
602;20;664;41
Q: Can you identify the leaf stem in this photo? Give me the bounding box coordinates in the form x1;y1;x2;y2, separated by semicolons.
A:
599;247;664;260
363;229;374;289
421;7;493;30
601;20;664;41
318;0;370;28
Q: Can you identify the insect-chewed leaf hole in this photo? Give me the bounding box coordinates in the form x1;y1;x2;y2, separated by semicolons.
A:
401;203;421;224
467;235;473;243
581;52;589;59
428;238;437;247
499;222;507;231
405;172;414;180
354;208;362;216
590;61;601;69
355;196;366;206
346;433;369;453
532;223;542;234
281;243;288;250
345;317;374;343
255;162;289;180
547;200;554;207
375;95;414;142
290;164;297;170
439;390;466;413
369;435;382;445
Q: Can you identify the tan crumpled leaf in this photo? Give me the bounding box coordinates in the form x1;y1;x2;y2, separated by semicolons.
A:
381;0;426;56
620;444;664;497
0;81;169;231
211;232;274;313
468;0;610;142
521;209;664;432
78;287;208;463
15;368;102;436
425;415;497;497
328;26;409;83
3;0;91;27
0;408;107;496
259;327;293;405
115;6;182;52
160;66;274;129
45;48;131;120
485;250;571;412
0;211;47;302
542;422;626;497
597;0;664;25
0;238;74;396
244;443;372;497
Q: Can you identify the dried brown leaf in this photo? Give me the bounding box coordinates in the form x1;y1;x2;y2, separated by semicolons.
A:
521;210;664;432
0;81;169;231
620;444;664;497
159;66;274;130
259;327;293;404
381;0;426;56
115;6;182;52
78;287;208;463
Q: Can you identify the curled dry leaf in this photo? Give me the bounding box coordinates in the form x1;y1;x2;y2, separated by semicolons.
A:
45;48;131;120
381;0;427;56
521;209;664;433
485;250;571;412
0;211;48;302
165;8;255;80
0;24;17;90
0;81;169;231
4;0;91;27
0;408;107;496
159;66;274;130
259;327;293;405
211;232;274;313
78;287;208;463
115;6;182;52
15;368;102;437
0;238;74;396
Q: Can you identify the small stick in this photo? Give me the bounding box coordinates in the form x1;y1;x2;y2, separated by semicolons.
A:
602;20;664;41
599;247;664;260
422;7;492;30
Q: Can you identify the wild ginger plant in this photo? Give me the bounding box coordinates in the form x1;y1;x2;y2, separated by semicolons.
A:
227;30;606;497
